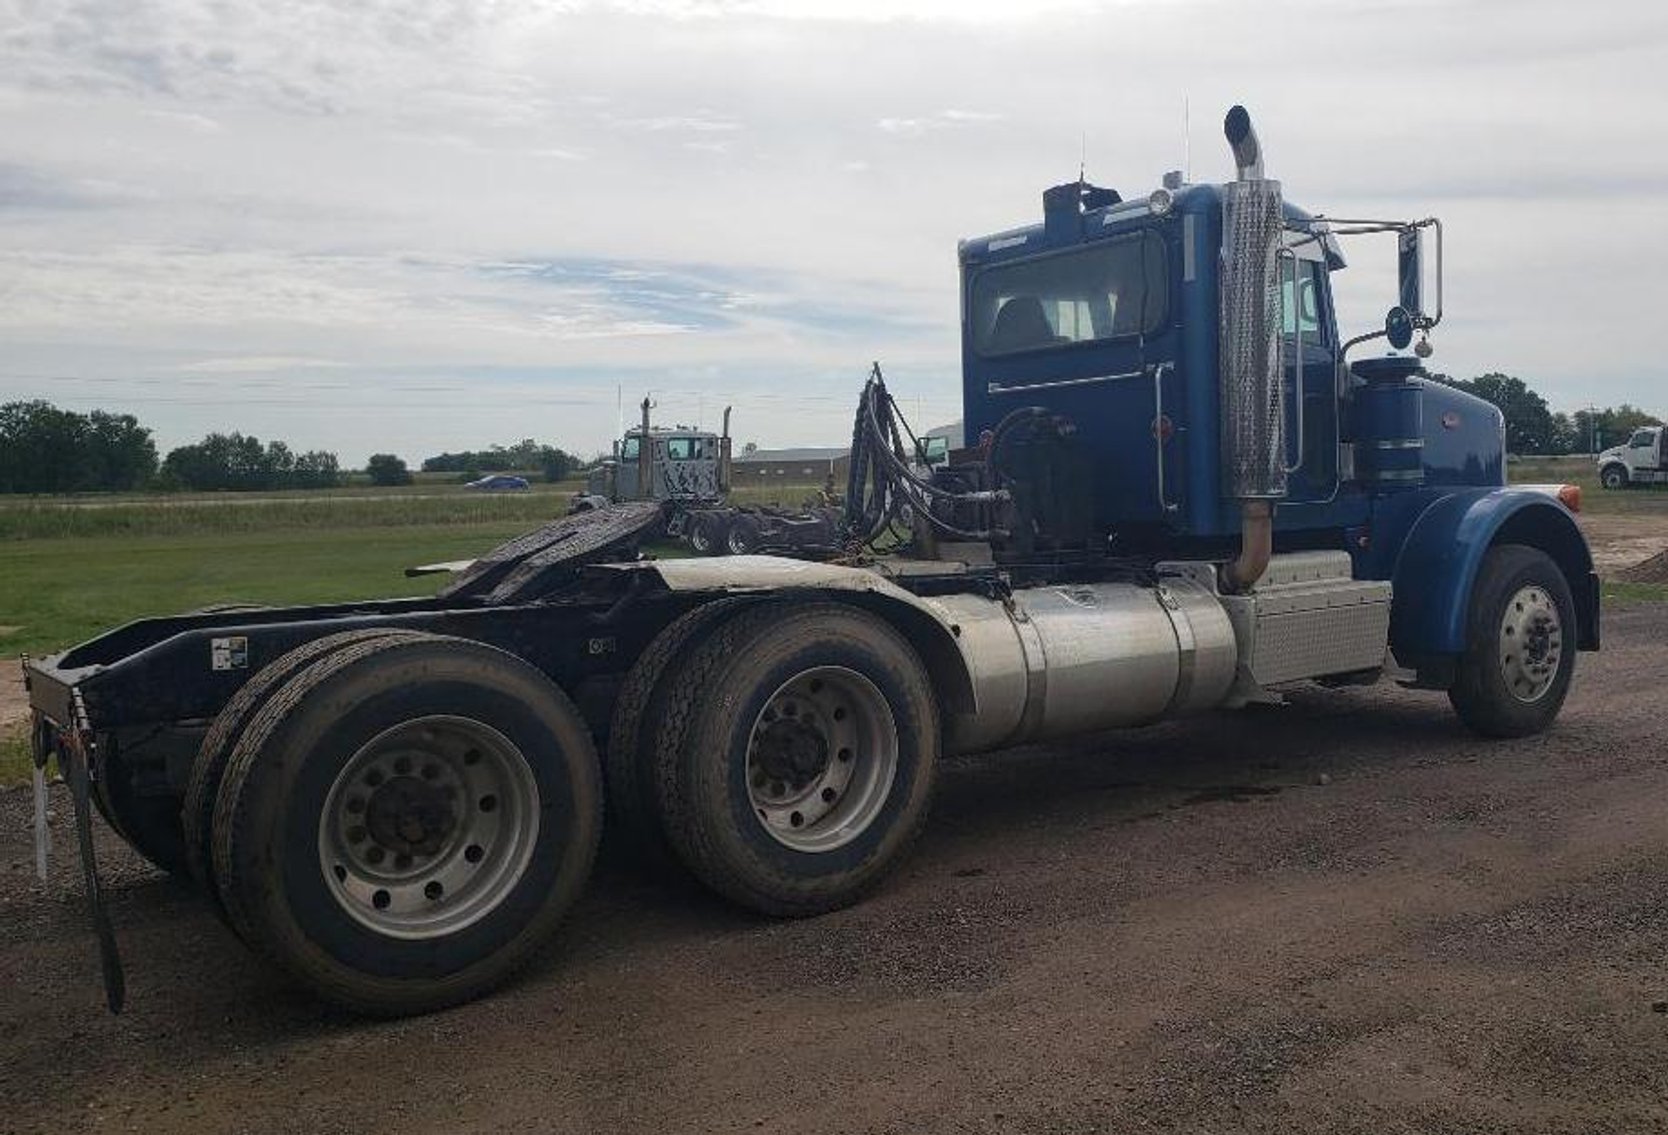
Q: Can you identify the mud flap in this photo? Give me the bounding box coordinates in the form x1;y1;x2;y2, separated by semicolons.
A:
62;742;126;1014
30;715;49;883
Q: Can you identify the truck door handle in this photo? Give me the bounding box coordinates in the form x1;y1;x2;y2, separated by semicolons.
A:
1154;362;1179;514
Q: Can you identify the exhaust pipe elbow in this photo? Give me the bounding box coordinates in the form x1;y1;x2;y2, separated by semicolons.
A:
1224;105;1263;181
1222;500;1273;593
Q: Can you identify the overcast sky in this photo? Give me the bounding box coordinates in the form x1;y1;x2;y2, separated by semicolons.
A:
2;0;1664;464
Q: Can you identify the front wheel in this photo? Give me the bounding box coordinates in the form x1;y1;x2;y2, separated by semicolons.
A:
652;601;938;917
1600;465;1628;490
1449;544;1577;738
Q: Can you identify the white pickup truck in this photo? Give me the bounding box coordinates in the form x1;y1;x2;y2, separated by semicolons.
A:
1597;426;1668;489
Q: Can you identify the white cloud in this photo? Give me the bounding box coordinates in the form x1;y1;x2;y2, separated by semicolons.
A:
0;0;1664;462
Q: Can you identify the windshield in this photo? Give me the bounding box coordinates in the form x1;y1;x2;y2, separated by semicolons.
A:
971;231;1167;357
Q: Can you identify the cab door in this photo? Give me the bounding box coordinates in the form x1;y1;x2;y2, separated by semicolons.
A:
1278;244;1338;502
1626;428;1661;474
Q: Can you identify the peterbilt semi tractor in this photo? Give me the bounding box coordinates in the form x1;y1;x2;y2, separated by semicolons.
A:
24;107;1596;1016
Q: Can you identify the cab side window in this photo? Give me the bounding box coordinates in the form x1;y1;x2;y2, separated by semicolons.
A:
1280;261;1324;337
1630;430;1655;448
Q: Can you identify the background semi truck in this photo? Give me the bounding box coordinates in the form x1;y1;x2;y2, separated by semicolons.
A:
25;106;1597;1016
570;399;842;555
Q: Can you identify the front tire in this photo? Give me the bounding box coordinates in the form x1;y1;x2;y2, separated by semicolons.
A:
1449;544;1577;738
210;634;601;1015
1600;464;1628;490
652;601;938;917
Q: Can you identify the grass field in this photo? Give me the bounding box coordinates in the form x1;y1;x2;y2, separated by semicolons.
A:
1;459;1661;661
0;521;534;659
0;465;1664;785
0;477;834;660
0;730;30;788
1508;455;1668;515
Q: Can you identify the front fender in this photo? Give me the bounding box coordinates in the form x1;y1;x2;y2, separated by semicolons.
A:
1388;488;1598;662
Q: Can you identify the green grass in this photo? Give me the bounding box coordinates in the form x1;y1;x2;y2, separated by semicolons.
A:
725;481;834;509
1601;581;1668;605
0;727;30;789
1508;456;1668;515
0;491;576;541
0;521;534;659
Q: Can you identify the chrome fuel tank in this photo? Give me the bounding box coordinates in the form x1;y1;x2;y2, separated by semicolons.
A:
933;576;1237;753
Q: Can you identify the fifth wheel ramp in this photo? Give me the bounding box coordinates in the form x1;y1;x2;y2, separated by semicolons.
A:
439;500;666;603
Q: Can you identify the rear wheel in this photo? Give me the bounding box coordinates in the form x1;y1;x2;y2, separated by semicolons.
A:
1449;544;1577;738
725;514;761;555
211;634;601;1015
92;757;189;877
183;628;424;903
652;601;938;916
688;512;726;556
604;599;754;864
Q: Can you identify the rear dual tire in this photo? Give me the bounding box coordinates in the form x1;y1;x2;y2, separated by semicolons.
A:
647;601;938;917
687;513;726;555
201;633;600;1015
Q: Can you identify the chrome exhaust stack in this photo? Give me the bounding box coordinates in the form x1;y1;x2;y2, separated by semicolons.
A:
1219;104;1286;592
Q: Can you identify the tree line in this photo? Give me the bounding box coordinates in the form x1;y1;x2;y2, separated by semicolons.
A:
419;439;579;483
0;377;1645;496
0;401;157;494
0;400;581;494
1430;373;1661;456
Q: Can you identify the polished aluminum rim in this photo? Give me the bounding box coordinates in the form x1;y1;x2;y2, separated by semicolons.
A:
726;525;751;555
318;715;540;939
689;520;714;553
1498;584;1562;703
745;666;898;853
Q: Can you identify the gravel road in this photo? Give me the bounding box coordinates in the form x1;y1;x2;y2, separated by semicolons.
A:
3;606;1667;1134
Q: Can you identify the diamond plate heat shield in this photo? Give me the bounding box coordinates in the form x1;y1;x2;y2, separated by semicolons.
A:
1220;178;1287;500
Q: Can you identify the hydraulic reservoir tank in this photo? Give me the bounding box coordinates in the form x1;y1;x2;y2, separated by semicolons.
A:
1353;355;1426;491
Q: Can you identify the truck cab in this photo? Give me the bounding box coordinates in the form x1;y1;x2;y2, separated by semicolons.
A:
953;124;1597;686
1597;426;1666;488
575;427;726;509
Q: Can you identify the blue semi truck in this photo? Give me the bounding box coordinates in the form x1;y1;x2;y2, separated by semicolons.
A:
25;106;1595;1015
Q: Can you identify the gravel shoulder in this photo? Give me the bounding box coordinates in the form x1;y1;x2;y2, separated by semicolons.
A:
1581;512;1668;576
3;607;1667;1133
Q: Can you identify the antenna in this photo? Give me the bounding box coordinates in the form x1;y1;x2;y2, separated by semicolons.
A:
1079;129;1086;185
1183;93;1191;182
